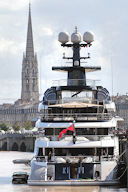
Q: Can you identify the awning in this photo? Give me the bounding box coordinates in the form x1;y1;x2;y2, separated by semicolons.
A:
48;102;102;108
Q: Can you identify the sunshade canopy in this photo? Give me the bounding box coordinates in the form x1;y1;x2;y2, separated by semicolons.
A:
48;102;102;108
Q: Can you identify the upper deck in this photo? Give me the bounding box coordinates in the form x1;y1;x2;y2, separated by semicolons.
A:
39;96;114;122
40;29;114;123
40;112;112;122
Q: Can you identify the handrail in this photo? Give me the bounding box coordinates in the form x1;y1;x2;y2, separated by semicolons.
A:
42;98;111;107
42;112;111;116
52;79;100;87
41;135;110;138
41;112;112;121
33;155;115;163
44;98;103;105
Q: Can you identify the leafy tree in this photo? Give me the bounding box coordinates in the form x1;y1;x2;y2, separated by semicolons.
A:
13;122;22;132
24;121;32;130
0;121;10;132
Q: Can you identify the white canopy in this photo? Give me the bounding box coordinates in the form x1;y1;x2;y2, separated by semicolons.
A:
48;102;102;108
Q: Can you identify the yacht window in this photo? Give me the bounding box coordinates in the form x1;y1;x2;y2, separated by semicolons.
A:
45;128;54;135
108;147;114;155
38;148;43;156
97;147;113;156
62;91;93;100
54;148;95;156
76;128;94;135
44;128;108;136
45;148;53;156
97;128;108;135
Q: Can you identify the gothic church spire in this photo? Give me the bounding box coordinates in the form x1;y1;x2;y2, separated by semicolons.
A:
21;4;39;103
26;3;34;59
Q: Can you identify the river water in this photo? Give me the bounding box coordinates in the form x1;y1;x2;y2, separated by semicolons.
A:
0;151;127;192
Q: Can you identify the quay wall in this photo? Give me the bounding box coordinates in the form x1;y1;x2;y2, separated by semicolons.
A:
0;133;36;152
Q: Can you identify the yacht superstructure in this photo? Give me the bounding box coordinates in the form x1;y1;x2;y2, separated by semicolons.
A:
28;28;121;186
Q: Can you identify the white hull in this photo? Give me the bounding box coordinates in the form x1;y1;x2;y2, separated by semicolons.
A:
28;180;119;186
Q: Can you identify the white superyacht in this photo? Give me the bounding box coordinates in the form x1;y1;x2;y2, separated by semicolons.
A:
28;28;121;186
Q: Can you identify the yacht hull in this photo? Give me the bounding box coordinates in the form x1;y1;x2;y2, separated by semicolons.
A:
28;180;119;186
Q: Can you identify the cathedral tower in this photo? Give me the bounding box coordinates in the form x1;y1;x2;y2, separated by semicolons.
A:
21;4;39;103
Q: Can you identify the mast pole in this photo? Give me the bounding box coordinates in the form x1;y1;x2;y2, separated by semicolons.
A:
73;120;76;144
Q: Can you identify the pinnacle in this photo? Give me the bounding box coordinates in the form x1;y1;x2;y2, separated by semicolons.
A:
26;3;34;60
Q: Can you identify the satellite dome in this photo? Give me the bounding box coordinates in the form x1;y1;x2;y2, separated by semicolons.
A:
83;31;94;43
58;32;69;43
71;32;82;43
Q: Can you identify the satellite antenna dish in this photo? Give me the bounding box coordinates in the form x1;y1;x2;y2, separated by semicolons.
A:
83;31;94;43
58;32;69;44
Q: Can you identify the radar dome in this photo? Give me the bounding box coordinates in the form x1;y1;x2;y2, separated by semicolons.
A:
58;32;69;43
71;32;82;43
83;31;94;43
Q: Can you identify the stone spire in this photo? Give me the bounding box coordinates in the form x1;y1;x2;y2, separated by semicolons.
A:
21;3;39;103
26;3;34;60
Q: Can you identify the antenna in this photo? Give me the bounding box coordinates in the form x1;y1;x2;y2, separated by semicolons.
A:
75;26;77;33
111;54;114;100
39;55;42;98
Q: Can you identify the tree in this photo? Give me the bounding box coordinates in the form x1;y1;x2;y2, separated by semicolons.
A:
13;122;22;132
0;121;10;132
24;121;32;130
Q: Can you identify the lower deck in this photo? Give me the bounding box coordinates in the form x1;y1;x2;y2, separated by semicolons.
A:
29;160;118;183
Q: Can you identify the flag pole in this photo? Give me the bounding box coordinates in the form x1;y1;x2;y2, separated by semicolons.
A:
73;120;76;144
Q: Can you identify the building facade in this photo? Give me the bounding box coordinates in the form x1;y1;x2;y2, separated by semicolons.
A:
0;4;39;126
113;95;128;130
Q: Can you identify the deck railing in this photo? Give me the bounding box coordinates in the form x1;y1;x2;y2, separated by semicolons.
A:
41;112;112;121
34;155;115;163
39;135;111;141
44;98;102;106
52;79;100;87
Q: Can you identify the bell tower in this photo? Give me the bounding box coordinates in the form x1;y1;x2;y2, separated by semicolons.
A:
21;3;39;103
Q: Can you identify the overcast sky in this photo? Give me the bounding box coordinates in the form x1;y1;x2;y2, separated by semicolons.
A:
0;0;128;103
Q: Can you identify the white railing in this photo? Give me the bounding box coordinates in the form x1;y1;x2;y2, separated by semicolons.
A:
34;155;114;163
52;79;100;88
44;98;104;106
41;135;110;141
41;112;112;121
